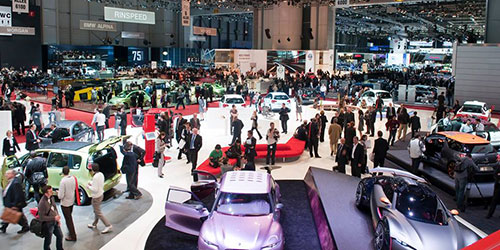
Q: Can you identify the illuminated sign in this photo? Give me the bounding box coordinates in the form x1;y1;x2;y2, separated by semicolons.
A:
104;7;155;25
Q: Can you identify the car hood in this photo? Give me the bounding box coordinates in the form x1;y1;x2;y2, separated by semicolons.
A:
392;214;468;249
488;131;500;146
202;213;275;249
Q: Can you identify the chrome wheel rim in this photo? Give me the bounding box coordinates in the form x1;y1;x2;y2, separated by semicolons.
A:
374;223;384;250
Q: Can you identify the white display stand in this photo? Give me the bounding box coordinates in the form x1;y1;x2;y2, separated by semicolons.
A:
407;85;416;104
398;85;407;102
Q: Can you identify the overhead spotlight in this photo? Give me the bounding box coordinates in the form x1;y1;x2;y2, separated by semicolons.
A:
265;28;271;39
143;39;151;46
287;37;291;42
278;39;281;43
170;34;174;38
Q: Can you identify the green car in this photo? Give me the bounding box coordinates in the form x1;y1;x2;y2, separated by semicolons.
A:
1;136;129;205
203;82;226;97
108;90;151;109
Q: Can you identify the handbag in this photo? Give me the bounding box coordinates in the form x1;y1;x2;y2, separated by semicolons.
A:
29;218;45;238
153;152;161;168
1;207;22;224
30;172;46;185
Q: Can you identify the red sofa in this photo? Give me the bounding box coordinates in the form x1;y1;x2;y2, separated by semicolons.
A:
196;137;306;176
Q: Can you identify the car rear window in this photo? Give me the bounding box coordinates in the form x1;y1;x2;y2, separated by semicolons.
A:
39;128;51;137
464;144;495;154
462;105;482;113
274;95;289;100
377;92;391;99
396;185;448;225
226;98;244;104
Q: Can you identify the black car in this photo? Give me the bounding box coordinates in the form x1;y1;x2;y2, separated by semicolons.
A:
39;120;95;148
423;132;498;180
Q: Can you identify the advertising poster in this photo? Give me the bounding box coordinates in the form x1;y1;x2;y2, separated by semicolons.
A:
12;0;28;13
182;0;190;26
0;6;12;36
305;51;315;73
266;50;306;74
234;50;267;75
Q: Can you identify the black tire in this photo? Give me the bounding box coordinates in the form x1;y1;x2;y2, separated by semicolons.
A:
447;161;456;179
374;219;391;250
78;186;90;206
355;182;365;208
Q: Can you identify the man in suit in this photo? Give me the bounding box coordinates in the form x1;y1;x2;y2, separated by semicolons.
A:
175;114;187;160
409;111;421;138
25;124;40;151
120;142;142;199
308;118;321;158
49;124;64;144
386;103;396;121
350;136;365;178
3;130;20;156
343;108;355;129
328;118;342;156
1;170;29;234
190;113;201;130
185;128;202;182
231;116;244;146
372;131;389;168
344;122;356;148
335;138;350;174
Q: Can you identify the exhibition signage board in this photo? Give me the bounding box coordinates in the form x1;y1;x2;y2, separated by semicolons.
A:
277;65;285;80
80;20;117;32
193;26;217;36
12;0;28;13
122;31;145;39
0;26;34;35
336;0;350;8
0;6;12;36
104;7;155;25
181;0;190;26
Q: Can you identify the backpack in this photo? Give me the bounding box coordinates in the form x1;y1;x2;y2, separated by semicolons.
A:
29;218;44;238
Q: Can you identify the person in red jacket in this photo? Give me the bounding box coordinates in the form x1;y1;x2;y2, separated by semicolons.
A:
385;116;400;146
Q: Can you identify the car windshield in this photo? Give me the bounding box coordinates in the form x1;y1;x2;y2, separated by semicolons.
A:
38;128;52;137
485;124;499;132
117;92;130;98
226;98;244;104
462;105;482;113
377;92;391;99
396;186;448;225
214;192;271;216
464;143;495;154
274;95;289;100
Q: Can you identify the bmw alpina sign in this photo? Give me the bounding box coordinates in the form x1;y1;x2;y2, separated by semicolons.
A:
80;20;117;32
104;7;155;25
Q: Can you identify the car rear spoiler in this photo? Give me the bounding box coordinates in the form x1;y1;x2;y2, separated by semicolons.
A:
369;167;427;183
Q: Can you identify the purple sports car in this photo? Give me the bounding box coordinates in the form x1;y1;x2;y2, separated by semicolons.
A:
164;171;284;250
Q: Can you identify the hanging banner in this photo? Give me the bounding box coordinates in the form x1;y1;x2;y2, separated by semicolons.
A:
104;7;155;25
12;0;28;13
0;6;12;36
277;65;285;80
80;20;117;32
193;26;217;36
0;26;35;35
305;51;315;73
181;0;190;26
121;31;145;39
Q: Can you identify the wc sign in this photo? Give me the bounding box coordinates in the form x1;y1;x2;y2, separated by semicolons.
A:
12;0;29;14
0;6;12;36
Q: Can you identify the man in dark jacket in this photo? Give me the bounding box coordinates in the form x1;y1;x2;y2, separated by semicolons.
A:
344;122;356;147
386;103;396;121
386;116;400;146
375;96;384;121
103;104;111;129
25;124;40;151
319;111;328;142
1;170;29;234
231;116;244;146
409;112;421;138
454;154;479;212
38;185;63;250
14;103;26;135
372;131;389;168
185;128;202;181
335;138;350;174
120;142;142;199
308;118;320;158
24;152;48;203
175;114;187;144
279;103;289;134
350;136;365;178
343;108;355;129
49;124;64;144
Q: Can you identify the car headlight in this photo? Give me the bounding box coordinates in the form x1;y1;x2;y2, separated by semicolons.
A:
262;240;282;250
480;166;494;172
201;237;218;248
392;237;416;250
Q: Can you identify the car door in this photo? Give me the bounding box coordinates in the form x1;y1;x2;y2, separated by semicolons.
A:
423;134;446;164
78;122;94;142
165;186;210;236
1;155;21;188
264;94;272;107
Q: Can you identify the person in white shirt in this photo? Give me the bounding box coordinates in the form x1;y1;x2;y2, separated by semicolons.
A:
475;119;485;132
408;134;425;174
87;163;112;234
459;119;473;133
91;109;106;142
58;166;77;241
442;113;453;130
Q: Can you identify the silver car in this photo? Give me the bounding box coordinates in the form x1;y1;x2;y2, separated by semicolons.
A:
39;120;95;148
355;168;479;250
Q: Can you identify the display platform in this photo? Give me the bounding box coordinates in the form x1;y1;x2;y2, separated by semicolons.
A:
1;184;152;250
144;180;321;250
385;134;494;198
304;167;373;250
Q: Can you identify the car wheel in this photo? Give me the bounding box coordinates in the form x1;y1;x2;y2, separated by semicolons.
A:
355;182;365;208
374;219;391;250
447;161;456;179
78;187;90;206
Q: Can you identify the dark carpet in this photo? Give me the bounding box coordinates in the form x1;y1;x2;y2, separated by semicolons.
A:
144;180;321;250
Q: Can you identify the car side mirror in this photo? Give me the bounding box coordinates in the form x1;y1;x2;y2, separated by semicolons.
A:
380;197;391;206
450;209;459;216
276;203;284;210
195;204;204;211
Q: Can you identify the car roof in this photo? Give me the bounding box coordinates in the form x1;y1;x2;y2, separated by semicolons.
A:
42;141;93;151
269;92;288;96
370;90;390;94
463;101;486;106
437;132;490;144
44;120;80;128
220;171;271;194
223;94;244;98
